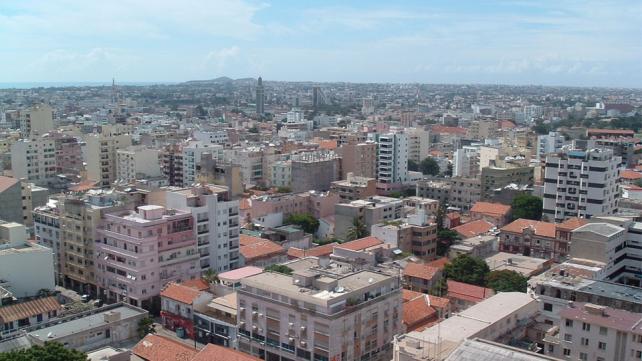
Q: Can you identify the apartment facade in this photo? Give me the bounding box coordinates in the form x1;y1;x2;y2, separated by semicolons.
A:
481;166;534;200
95;205;200;308
334;196;404;241
536;131;565;160
542;148;621;222
237;258;402;361
544;303;642;361
166;185;241;273
33;200;63;285
116;145;162;183
330;174;377;203
19;103;54;137
85;128;133;188
290;151;341;193
10;136;57;186
337;142;377;179
375;132;408;185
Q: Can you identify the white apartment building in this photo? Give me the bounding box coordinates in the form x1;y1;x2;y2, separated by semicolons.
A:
270;160;292;188
334;196;405;241
544;303;642;361
10;136;57;186
20;103;54;137
0;221;55;298
237;258;402;361
406;128;430;163
166;185;241;273
33;199;63;285
536;131;565;160
85;127;133;188
182;141;224;186
116;145;162;183
223;147;266;187
453;146;480;177
193;129;229;145
374;132;408;185
542;148;621;222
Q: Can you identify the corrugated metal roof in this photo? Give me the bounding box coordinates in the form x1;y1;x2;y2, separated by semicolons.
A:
0;297;61;323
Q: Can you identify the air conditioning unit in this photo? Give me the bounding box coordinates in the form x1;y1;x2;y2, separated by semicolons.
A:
288;337;295;343
252;325;257;330
252;311;258;316
258;313;263;317
288;322;294;328
300;326;306;331
240;321;245;326
300;341;307;346
240;307;246;312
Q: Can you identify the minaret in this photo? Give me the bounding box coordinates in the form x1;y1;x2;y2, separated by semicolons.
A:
255;76;265;116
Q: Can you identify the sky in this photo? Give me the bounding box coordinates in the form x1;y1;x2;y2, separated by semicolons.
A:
0;0;641;87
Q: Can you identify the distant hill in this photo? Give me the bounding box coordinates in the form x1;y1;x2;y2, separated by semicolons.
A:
183;77;256;85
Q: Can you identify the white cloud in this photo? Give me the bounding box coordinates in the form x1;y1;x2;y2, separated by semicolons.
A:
205;46;241;73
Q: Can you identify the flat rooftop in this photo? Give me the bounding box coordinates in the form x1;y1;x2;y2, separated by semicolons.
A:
485;252;548;276
27;305;147;341
532;271;642;304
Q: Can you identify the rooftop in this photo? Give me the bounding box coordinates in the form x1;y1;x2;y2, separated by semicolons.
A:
403;262;440;281
447;280;494;303
0;297;61;323
218;266;263;282
500;219;556;238
160;283;203;305
572;222;625;238
132;334;197;361
445;338;561;361
485;252;549;276
470;201;511;216
453;219;495;238
561;302;642;334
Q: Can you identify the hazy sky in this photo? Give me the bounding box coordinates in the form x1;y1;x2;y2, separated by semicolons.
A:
1;0;641;87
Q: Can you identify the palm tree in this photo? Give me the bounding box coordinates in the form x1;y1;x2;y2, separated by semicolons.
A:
203;269;219;284
346;217;368;241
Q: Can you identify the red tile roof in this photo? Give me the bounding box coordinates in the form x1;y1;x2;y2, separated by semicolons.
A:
0;176;19;194
239;198;251;210
621;169;642;180
427;257;450;270
403;262;440;281
160;283;202;305
498;120;516;129
403;295;438;332
132;334;198;361
431;125;467;135
0;297;61;323
588;128;634;136
239;235;285;261
470;202;511;217
191;344;262;361
447;280;494;303
287;242;338;259
180;278;210;291
446;212;460;220
500;219;556;239
556;217;589;231
336;236;383;251
402;289;425;302
452;219;495;238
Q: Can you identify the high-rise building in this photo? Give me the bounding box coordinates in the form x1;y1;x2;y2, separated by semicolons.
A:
290;151;341;193
374;133;408;185
166;185;241;273
116;146;162;184
536;131;565;160
10;136;57;186
256;77;265;116
19;104;54;137
237;258;402;361
85;126;133;188
453;146;480;178
95;205;200;308
337;142;377;179
542;148;621;222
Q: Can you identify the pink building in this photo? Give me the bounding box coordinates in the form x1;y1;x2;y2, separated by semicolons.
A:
95;205;200;309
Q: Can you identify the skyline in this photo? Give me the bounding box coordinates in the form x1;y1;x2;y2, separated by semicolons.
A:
1;0;641;87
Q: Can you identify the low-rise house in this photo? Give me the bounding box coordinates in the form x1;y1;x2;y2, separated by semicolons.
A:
193;290;238;348
239;234;287;268
446;280;495;312
403;262;442;294
160;282;214;339
217;266;263;289
499;219;559;260
470;201;512;227
449;235;497;259
287;242;338;260
485;252;551;277
0;297;61;337
132;334;262;361
452;219;495;239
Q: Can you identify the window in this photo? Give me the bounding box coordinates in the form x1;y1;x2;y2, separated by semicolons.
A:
563;348;570;356
565;319;573;327
598;341;606;350
580;337;588;346
564;334;572;342
544;303;553;311
582;322;591;331
599;326;607;336
579;352;587;361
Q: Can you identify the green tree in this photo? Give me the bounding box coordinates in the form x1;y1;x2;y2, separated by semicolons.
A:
420;157;440;176
264;264;293;275
435;205;447;230
444;162;453;177
346;217;368;241
486;270;528;293
443;254;490;286
137;316;156;339
0;342;88;361
248;125;259;133
284;213;320;234
511;194;543;221
408;159;419;172
276;186;292;193
436;229;459;256
388;191;403;199
203;269;219;284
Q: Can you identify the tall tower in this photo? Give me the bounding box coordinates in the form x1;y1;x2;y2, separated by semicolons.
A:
255;76;265;116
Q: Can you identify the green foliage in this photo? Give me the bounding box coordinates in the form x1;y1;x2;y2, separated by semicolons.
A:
276;186;292;193
0;342;89;361
435;205;447;230
346;217;368;241
429;278;448;297
313;238;339;246
408;159;419;172
436;229;459;256
248;125;259;133
511;194;543;221
444;162;453;177
403;188;416;197
532;120;551;135
265;264;294;275
420;157;440;176
284;213;320;234
203;269;219;284
635;179;642;188
137;317;156;339
486;270;528;293
444;254;490;287
388;191;403;199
